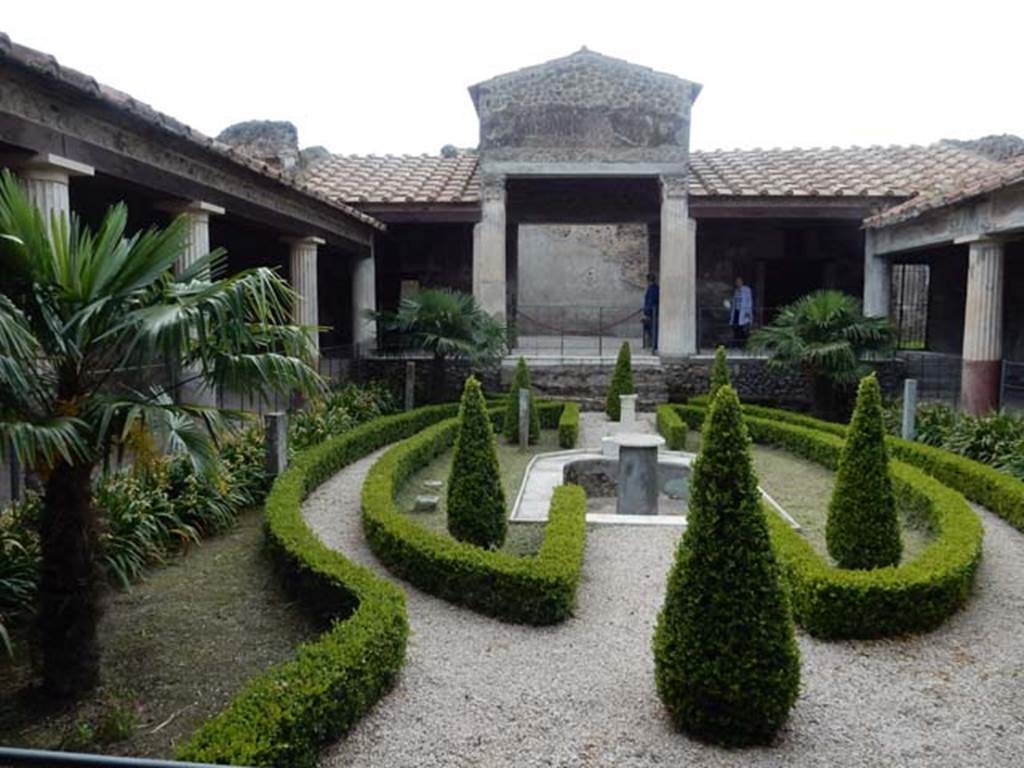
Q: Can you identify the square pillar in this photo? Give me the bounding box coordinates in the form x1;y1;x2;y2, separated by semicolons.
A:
14;153;94;235
284;236;324;356
863;230;891;318
658;176;696;356
473;173;507;321
158;200;225;276
352;242;377;355
961;237;1004;415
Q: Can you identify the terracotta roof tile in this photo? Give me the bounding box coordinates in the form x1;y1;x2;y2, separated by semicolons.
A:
305;143;1010;209
0;32;384;231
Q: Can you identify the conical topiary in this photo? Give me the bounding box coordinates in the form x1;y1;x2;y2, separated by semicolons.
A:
653;385;800;746
605;342;635;421
825;374;901;569
447;376;507;548
709;345;730;399
502;357;541;444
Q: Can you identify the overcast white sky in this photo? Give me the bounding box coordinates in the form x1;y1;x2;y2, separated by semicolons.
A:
4;0;1022;156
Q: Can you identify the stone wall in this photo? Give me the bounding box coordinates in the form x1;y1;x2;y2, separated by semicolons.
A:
517;223;649;336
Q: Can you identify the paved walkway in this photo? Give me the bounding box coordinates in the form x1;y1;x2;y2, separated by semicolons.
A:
302;413;1024;768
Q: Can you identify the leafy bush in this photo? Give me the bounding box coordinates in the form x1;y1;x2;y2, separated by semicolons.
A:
180;406;460;767
557;403;580;449
672;402;983;638
709;345;730;399
654;387;799;745
656;404;687;450
826;375;902;569
914;402;959;446
0;494;40;656
605;342;635;421
447;377;507;548
290;382;398;453
362;412;588;624
502;357;541;445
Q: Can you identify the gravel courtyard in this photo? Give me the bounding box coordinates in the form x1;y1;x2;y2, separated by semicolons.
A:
302;415;1024;768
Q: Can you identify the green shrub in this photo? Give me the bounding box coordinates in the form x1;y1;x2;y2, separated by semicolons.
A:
557;402;580;448
605;342;635;421
826;375;901;569
656;404;687;450
447;377;507;549
362;415;588;624
709;345;730;399
180;405;465;767
672;402;983;638
502;357;541;444
702;399;1024;535
654;386;799;746
915;402;959;446
290;382;399;453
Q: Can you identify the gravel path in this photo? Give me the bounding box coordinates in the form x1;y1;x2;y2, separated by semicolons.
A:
302;416;1024;767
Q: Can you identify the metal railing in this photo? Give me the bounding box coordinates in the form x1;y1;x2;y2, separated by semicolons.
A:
513;304;646;357
0;746;250;768
898;351;962;406
1001;360;1024;412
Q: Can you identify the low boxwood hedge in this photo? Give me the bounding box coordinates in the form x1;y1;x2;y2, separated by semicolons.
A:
178;403;461;767
656;404;687;450
557;402;580;448
362;414;587;624
666;403;983;639
690;400;1024;534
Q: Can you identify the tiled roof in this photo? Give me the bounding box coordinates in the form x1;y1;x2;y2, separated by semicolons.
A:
303;143;1011;206
865;153;1024;228
302;152;481;204
0;32;384;231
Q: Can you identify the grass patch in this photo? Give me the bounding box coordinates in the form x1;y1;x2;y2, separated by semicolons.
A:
394;429;562;556
0;510;318;759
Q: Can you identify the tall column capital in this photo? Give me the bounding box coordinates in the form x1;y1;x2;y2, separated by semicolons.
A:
660;175;689;201
480;172;507;204
158;199;226;218
10;152;95;183
158;200;224;277
281;235;326;248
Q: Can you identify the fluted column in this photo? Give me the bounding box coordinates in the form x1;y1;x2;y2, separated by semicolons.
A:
16;153;94;236
158;200;225;276
352;243;377;354
863;229;891;318
473;172;507;321
961;238;1004;415
658;176;697;356
285;236;324;356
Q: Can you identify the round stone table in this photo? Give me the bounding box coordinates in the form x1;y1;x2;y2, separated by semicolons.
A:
610;433;665;516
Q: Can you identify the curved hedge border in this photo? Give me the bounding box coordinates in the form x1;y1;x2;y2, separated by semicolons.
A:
688;397;1024;533
667;403;983;638
362;414;587;624
656;404;687;450
178;403;461;767
557;402;580;448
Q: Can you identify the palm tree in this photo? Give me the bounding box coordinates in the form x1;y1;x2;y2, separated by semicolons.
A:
749;290;892;419
0;170;321;698
372;288;506;400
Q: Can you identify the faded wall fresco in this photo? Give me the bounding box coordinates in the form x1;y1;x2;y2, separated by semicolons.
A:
517;223;649;337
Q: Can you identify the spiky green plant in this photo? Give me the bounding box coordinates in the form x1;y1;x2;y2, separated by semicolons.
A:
502;357;540;444
709;345;730;399
826;374;902;569
0;170;321;698
749;290;892;418
653;385;800;745
447;376;507;548
605;342;635;421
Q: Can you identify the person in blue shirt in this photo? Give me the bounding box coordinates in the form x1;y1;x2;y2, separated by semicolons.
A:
643;273;659;351
730;275;754;346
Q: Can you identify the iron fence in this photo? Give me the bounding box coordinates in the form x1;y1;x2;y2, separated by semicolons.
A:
898;351;961;406
1001;360;1024;412
512;305;646;357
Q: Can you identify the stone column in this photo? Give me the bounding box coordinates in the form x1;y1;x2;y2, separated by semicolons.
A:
352;243;377;355
285;236;324;356
473;173;507;321
960;238;1004;415
16;153;94;234
863;230;891;318
658;176;697;356
158;200;225;276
